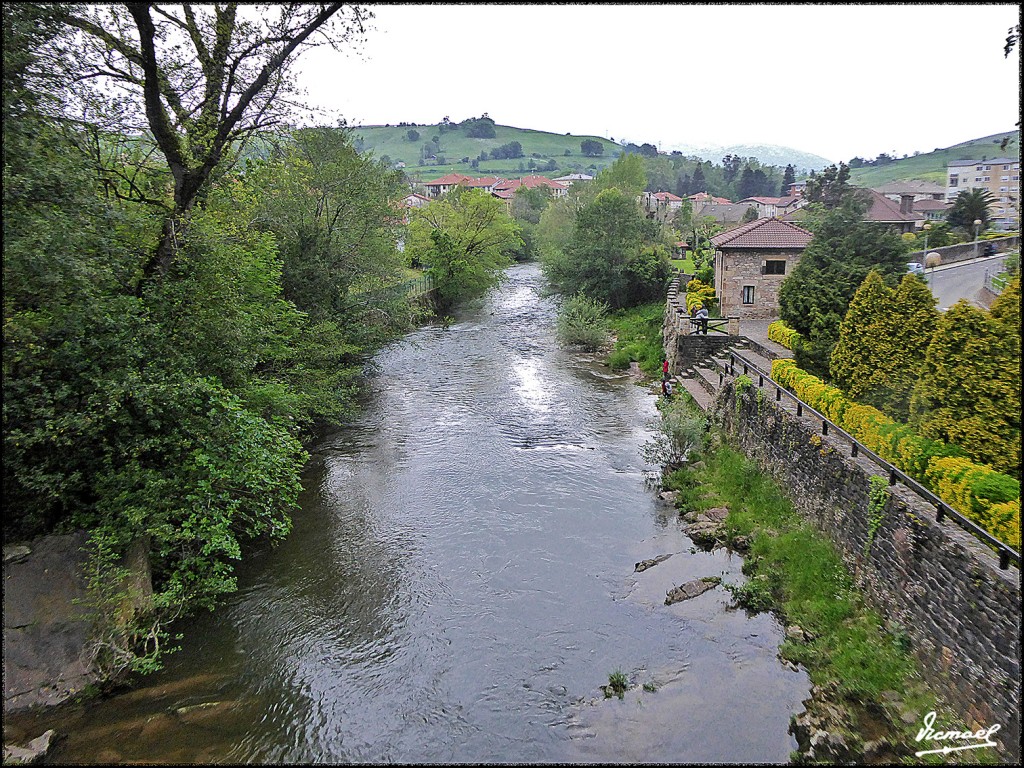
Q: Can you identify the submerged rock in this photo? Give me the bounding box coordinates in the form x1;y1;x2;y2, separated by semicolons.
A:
2;729;55;765
665;577;721;605
634;554;673;573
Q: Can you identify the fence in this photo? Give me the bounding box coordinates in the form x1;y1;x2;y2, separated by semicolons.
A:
714;348;1020;570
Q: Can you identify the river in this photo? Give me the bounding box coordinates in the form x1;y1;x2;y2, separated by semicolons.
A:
23;262;809;763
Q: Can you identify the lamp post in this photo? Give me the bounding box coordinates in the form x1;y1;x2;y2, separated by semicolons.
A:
973;219;982;259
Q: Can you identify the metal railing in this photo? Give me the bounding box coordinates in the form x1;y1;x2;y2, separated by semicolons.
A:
714;348;1020;570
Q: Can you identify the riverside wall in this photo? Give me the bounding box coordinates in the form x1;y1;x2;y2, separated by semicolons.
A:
712;380;1021;758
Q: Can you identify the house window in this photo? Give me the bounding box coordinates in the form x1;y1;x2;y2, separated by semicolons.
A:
742;286;755;305
949;177;958;187
763;260;786;275
1004;165;1010;170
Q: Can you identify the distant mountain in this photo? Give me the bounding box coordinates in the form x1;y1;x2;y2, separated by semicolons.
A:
664;142;833;174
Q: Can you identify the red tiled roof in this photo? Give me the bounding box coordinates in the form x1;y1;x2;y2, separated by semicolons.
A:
709;217;813;249
738;196;782;205
910;199;950;211
863;188;924;223
653;191;684;202
422;173;473;186
493;176;567;192
689;192;732;205
464;176;502;187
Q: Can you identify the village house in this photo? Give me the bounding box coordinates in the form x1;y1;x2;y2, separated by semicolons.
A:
492;176;568;201
421;172;474;198
553;173;594;185
872;179;946;203
780;187;923;234
710;217;813;320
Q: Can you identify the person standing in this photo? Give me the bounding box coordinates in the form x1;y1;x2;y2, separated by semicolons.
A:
695;305;709;335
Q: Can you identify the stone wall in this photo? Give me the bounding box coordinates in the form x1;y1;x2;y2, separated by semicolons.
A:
713;380;1021;758
907;234;1019;266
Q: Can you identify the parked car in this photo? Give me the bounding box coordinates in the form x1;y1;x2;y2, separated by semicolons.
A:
982;243;997;257
907;262;925;275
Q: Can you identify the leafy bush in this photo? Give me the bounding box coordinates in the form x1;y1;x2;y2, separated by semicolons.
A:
644;396;708;465
556;293;610;351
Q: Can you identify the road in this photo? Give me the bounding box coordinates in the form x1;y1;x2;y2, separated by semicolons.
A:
923;252;1010;310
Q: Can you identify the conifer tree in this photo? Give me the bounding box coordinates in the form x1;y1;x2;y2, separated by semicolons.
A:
910;300;1020;475
829;271;895;410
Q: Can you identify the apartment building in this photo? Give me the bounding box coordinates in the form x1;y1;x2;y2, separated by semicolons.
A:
946;157;1020;230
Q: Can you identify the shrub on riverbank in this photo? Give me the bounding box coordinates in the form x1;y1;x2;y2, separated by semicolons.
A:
556;293;610;351
605;301;664;377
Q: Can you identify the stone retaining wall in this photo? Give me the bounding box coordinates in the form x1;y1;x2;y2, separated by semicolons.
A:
907;234;1019;266
713;380;1021;758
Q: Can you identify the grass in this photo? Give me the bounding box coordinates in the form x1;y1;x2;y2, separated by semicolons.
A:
669;257;697;274
846;130;1018;187
604;301;665;377
662;440;997;762
605;670;629;699
346;122;621;181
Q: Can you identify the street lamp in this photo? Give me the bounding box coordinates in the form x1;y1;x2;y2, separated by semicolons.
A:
973;218;982;258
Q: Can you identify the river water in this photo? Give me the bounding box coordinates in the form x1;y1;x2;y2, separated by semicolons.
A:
26;263;809;763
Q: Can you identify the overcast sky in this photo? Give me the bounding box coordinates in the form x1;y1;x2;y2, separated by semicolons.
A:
293;3;1020;164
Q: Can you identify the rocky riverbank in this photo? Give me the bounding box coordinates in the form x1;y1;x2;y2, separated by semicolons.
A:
3;533;101;762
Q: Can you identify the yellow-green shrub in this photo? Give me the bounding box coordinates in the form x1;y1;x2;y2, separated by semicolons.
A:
767;320;803;350
769;359;1020;547
685;278;717;313
926;457;1021;549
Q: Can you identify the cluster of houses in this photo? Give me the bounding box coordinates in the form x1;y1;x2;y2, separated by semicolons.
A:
400;158;1018;322
401;172;593;211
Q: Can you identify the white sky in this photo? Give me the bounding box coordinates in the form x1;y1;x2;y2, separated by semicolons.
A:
294;3;1021;164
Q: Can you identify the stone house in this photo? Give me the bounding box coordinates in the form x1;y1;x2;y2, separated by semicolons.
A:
710;217;813;320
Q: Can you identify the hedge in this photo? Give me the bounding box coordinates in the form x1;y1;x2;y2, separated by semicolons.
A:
767;320;803;350
769;358;1020;549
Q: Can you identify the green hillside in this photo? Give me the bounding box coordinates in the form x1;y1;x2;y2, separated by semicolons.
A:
349;121;622;181
847;130;1019;186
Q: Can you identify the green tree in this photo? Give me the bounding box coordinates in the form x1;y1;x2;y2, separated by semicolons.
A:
946;188;997;234
407;188;521;308
581;139;604;156
59;3;369;284
546;188;669;308
778;197;909;377
802;162;854;208
781;164;796;196
595;152;647;197
829;271;939;421
406;128;420;142
910;300;1020;476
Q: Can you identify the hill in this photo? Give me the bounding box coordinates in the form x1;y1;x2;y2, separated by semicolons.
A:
349;121;622;181
665;141;833;174
846;130;1020;186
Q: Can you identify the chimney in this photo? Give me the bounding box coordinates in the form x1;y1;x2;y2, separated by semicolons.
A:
900;194;914;214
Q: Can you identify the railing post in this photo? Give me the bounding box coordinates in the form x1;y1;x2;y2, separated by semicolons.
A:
758;374;764;387
936;503;945;522
796;402;802;416
822;420;828;435
851;443;858;457
889;468;898;485
776;387;781;401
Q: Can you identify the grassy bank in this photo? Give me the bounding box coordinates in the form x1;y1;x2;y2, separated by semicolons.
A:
661;416;998;764
605;301;665;378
